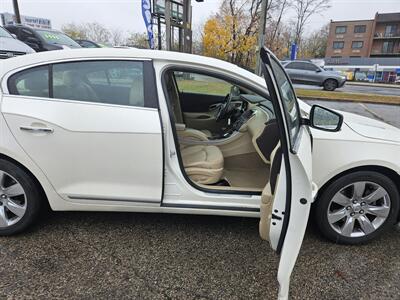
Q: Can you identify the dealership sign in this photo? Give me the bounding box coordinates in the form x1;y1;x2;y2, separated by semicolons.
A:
0;12;51;29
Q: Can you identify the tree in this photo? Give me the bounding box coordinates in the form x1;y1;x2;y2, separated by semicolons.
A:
202;0;263;69
125;32;150;49
300;23;329;58
62;22;111;44
292;0;331;47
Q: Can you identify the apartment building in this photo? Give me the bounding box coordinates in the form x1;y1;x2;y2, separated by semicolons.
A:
325;12;400;60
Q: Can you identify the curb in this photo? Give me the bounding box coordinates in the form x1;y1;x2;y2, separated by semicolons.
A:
346;82;400;89
298;96;400;106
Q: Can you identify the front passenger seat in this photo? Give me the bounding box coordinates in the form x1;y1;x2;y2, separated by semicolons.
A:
181;145;224;185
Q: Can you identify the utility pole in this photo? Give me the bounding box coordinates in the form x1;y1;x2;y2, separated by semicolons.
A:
165;0;171;51
255;0;268;75
12;0;22;24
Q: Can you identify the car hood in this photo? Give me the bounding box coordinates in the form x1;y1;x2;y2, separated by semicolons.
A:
340;111;400;143
0;37;35;53
298;99;400;143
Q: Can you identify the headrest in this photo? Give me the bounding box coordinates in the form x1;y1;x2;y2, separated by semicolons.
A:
62;71;82;86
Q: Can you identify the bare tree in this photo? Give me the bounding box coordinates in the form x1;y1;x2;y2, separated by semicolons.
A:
62;22;111;44
110;28;124;46
300;23;329;58
125;32;150;49
292;0;331;46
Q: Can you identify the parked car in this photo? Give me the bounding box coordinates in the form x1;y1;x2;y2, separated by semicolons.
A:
0;48;399;299
75;39;108;48
0;26;35;59
281;60;346;91
4;24;81;52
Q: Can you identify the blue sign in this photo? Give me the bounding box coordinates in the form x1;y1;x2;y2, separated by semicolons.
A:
396;68;400;75
290;43;298;60
141;0;154;49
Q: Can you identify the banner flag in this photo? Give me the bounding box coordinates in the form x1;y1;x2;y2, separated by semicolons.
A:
141;0;154;49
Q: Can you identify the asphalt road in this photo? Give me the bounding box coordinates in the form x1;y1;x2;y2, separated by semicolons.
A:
305;100;400;128
0;102;399;300
294;83;400;96
0;211;399;299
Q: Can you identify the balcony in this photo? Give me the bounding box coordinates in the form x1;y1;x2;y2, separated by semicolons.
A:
374;31;400;39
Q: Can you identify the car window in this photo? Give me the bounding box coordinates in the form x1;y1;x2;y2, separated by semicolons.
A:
285;62;314;71
8;66;49;98
270;59;300;150
303;63;319;71
52;61;145;107
0;27;13;38
174;72;232;96
79;40;98;48
36;29;81;48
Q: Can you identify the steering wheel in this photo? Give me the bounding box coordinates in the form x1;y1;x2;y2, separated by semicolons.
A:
215;86;239;122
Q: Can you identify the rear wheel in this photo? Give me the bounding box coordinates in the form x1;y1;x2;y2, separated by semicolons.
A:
315;171;399;244
0;159;43;236
323;79;338;91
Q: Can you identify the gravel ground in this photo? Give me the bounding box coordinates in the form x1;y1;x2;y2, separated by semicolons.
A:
0;101;399;300
0;211;399;300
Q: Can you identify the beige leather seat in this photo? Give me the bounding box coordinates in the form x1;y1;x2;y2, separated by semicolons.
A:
181;145;224;185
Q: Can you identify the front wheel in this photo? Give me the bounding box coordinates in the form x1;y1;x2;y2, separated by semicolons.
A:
0;159;43;236
323;79;338;91
315;171;399;244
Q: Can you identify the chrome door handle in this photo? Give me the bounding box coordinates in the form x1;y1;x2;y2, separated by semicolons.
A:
20;126;54;133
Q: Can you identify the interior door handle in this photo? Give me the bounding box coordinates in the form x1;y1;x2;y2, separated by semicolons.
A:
20;126;54;133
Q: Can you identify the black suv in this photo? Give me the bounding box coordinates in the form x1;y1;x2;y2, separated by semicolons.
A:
5;25;81;52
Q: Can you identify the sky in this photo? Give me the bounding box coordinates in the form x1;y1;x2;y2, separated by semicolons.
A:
0;0;399;36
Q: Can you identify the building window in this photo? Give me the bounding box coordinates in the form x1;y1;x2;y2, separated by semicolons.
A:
382;41;395;53
333;41;344;49
335;26;347;34
354;25;366;33
352;41;364;49
384;25;398;37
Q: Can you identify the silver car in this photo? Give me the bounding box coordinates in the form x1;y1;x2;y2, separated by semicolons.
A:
282;60;346;91
0;26;35;59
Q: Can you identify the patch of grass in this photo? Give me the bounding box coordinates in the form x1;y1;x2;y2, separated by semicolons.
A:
295;89;400;105
176;79;231;95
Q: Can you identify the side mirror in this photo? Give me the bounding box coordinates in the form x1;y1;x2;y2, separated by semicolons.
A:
11;33;17;39
25;37;41;50
309;105;343;132
316;69;322;73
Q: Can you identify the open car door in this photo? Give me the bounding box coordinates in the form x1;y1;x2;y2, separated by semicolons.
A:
258;47;314;299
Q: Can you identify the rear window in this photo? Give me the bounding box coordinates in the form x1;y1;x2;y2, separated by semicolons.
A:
8;66;49;98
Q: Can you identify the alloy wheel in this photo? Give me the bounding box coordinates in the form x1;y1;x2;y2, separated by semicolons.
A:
327;181;390;238
0;170;27;227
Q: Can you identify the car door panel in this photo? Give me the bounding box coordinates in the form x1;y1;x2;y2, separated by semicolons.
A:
180;92;226;113
2;96;163;203
260;48;313;300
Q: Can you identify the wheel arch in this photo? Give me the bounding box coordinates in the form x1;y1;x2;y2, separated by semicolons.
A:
314;165;400;219
0;153;49;208
323;77;338;85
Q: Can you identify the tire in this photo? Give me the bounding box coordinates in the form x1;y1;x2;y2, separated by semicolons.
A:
314;171;399;244
323;79;338;91
0;159;43;236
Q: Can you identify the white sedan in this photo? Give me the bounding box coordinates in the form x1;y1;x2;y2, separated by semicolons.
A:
0;48;398;299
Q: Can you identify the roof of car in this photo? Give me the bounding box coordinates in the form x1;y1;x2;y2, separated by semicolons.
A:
0;48;266;87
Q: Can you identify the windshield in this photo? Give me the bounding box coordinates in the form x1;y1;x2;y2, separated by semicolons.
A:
36;30;81;48
0;27;13;38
